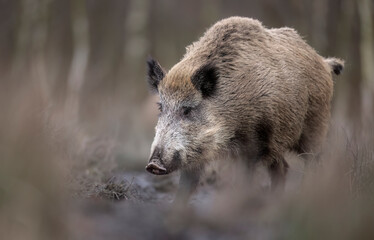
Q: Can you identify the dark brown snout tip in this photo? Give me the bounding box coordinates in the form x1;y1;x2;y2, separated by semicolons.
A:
145;162;167;175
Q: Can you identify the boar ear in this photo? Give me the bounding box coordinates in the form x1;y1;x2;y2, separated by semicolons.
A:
147;56;165;93
191;64;219;98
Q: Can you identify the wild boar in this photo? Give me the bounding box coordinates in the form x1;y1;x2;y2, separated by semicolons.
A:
145;17;344;202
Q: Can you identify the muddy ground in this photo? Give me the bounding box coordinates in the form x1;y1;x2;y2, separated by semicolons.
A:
69;156;305;240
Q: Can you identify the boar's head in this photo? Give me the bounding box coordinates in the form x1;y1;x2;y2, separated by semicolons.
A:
145;57;222;175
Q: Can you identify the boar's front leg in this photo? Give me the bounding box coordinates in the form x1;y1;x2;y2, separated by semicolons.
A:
174;167;203;205
268;155;289;192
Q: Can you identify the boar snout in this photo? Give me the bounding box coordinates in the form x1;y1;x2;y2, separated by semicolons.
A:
146;160;167;175
146;147;183;175
146;147;167;175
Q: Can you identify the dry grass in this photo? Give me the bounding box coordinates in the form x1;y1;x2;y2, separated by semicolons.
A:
93;176;135;200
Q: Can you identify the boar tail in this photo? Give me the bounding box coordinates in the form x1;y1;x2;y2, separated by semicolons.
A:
324;57;344;75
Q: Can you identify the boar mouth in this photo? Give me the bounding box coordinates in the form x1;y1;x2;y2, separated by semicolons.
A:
145;162;168;175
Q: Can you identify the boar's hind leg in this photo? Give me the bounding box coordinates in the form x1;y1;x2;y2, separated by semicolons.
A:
174;168;202;205
293;114;330;167
267;155;289;192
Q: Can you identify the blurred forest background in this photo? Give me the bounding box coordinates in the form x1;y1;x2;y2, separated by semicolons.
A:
1;0;374;240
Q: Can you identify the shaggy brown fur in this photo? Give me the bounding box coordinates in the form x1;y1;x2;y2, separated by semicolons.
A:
146;17;344;199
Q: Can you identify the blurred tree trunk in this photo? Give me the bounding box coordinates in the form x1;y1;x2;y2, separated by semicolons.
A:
80;0;129;130
358;0;374;121
12;0;47;80
45;0;73;104
330;0;352;119
326;0;343;54
0;0;20;79
64;0;89;124
347;1;363;126
311;0;328;52
121;0;150;102
10;0;50;105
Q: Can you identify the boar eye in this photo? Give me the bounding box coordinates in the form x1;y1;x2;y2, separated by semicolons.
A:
182;106;192;117
157;102;163;112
